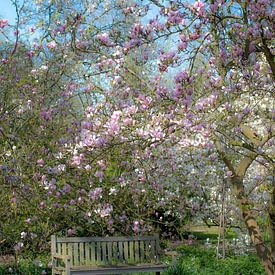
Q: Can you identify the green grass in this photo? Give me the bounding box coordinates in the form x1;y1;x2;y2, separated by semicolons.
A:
165;245;264;275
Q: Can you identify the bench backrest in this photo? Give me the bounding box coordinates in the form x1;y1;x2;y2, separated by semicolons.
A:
51;235;161;267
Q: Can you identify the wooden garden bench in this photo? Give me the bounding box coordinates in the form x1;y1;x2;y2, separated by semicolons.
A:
51;234;169;275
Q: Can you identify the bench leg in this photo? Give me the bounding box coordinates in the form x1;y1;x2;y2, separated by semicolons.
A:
156;272;161;275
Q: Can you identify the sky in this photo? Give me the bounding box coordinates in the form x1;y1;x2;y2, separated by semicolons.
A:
0;0;17;24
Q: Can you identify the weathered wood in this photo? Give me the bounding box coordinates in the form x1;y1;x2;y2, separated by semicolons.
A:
144;241;150;261
84;243;90;265
74;243;79;266
70;264;167;275
123;241;129;263
129;241;134;263
51;235;57;255
155;235;160;263
150;240;156;263
118;241;124;262
79;243;84;265
140;241;144;262
56;235;158;243
57;243;61;254
62;243;67;256
113;241;118;263
90;243;96;265
51;234;167;274
102;242;107;263
135;241;140;263
68;243;73;265
65;256;71;275
107;241;112;264
96;242;102;264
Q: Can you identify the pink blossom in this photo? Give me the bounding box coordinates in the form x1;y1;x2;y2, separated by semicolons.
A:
67;229;75;236
37;159;45;166
96;33;110;45
11;197;17;203
40;110;52;121
89;187;103;200
0;18;8;28
193;1;205;16
46;41;57;49
133;220;140;233
72;154;84;166
28;26;35;33
178;41;187;51
26;51;35;58
39;201;45;208
95;170;104;180
226;171;233;177
14;242;24;251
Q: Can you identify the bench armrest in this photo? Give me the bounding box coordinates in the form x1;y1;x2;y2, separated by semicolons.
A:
52;253;71;261
52;253;71;274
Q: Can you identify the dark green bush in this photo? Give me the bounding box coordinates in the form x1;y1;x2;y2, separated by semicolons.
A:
165;246;264;275
0;257;51;275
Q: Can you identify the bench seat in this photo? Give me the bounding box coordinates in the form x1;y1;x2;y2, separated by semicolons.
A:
70;264;167;274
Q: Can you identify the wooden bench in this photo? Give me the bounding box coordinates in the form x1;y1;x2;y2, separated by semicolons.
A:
51;234;169;275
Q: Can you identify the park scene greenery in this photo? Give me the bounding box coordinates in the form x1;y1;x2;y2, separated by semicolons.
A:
0;0;274;274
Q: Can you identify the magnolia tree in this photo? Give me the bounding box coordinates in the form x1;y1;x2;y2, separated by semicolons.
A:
0;0;274;273
1;0;202;255
66;0;274;273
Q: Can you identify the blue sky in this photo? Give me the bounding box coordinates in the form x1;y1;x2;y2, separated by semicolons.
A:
0;0;16;24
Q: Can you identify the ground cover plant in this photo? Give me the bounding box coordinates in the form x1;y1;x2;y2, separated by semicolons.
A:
166;245;265;275
0;0;274;274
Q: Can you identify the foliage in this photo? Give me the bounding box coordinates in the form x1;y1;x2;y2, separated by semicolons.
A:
0;255;51;275
166;246;265;275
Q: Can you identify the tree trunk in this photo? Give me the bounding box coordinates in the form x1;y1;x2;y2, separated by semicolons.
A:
268;172;275;272
232;176;274;275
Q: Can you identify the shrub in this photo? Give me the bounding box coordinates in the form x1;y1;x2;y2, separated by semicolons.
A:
165;246;265;275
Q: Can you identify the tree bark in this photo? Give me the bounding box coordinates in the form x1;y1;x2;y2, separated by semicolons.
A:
268;171;275;272
231;175;273;275
216;139;274;274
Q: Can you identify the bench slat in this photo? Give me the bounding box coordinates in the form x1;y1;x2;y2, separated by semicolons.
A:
140;241;144;262
68;243;73;265
56;236;158;243
84;243;90;265
118;241;123;263
135;241;140;263
112;241;118;263
62;243;67;256
70;264;167;275
102;242;107;263
96;242;102;264
123;241;128;263
144;240;150;262
91;243;96;265
129;241;134;264
107;241;112;264
74;243;79;266
57;242;61;254
156;236;160;262
150;240;155;263
79;243;84;265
